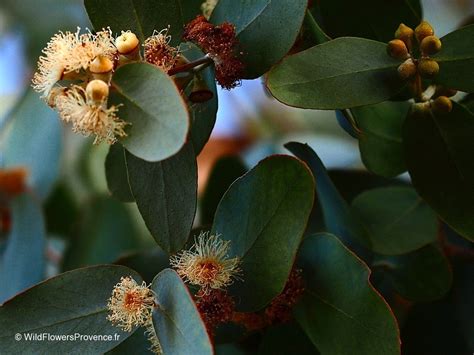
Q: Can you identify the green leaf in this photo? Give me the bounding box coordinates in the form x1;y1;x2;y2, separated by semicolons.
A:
212;155;315;311
267;38;406;109
112;63;189;162
352;101;410;177
151;269;212;355
2;89;61;199
285;142;369;247
403;103;474;241
352;187;437;255
374;245;452;302
200;155;247;225
319;0;422;42
434;24;474;93
107;330;153;355
0;265;140;353
211;0;308;79
183;44;218;154
44;182;79;238
84;0;201;44
105;144;134;203
115;248;169;283
295;233;400;355
125;143;197;253
0;194;45;303
259;323;318;355
62;196;141;270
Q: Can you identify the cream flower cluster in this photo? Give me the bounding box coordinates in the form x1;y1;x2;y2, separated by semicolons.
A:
32;27;179;145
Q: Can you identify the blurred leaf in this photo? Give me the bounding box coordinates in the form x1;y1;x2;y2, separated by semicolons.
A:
107;329;153;355
44;182;79;238
0;194;45;303
211;0;308;79
319;0;421;42
115;248;169;283
403;103;474;241
434;24;474;93
151;269;212;355
352;187;437;255
0;265;140;352
267;38;405;109
126;143;197;253
375;245;452;302
295;233;400;355
285;142;369;247
84;0;201;44
200;155;247;225
335;110;358;138
112;63;189;162
2;89;61;200
212;155;315;311
105;144;134;202
62;196;140;270
183;44;218;154
259;323;318;355
352;101;410;177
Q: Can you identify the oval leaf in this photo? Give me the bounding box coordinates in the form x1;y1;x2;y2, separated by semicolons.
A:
403;103;474;241
112;63;189;162
126;143;197;253
285;142;370;248
267;38;405;109
352;101;410;177
211;0;308;79
151;269;212;355
85;0;202;44
0;265;141;353
2;89;61;199
212;155;315;311
0;194;45;303
352;187;437;255
435;24;474;93
105;144;134;202
295;233;400;355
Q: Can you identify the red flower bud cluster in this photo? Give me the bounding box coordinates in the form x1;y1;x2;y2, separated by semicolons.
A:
195;289;235;335
183;15;244;89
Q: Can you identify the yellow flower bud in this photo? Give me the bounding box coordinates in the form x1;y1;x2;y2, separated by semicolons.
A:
387;39;409;60
420;35;442;56
431;96;453;114
418;58;440;79
86;79;109;103
395;23;414;43
415;21;434;42
115;31;139;55
90;55;114;74
397;58;417;79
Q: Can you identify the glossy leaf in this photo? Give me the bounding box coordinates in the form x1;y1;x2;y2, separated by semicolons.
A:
112;63;189;162
375;245;452;302
435;24;474;93
295;233;400;355
0;265;140;353
267;38;405;109
62;196;141;270
211;0;307;79
319;0;422;42
2;89;61;199
403;103;474;241
352;101;410;177
105;144;134;203
85;0;201;44
151;269;212;355
0;194;45;303
126;143;197;253
352;187;437;255
285;142;369;247
200;155;247;225
212;155;315;311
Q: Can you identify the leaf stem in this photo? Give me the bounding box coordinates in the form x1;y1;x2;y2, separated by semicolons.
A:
168;56;213;76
